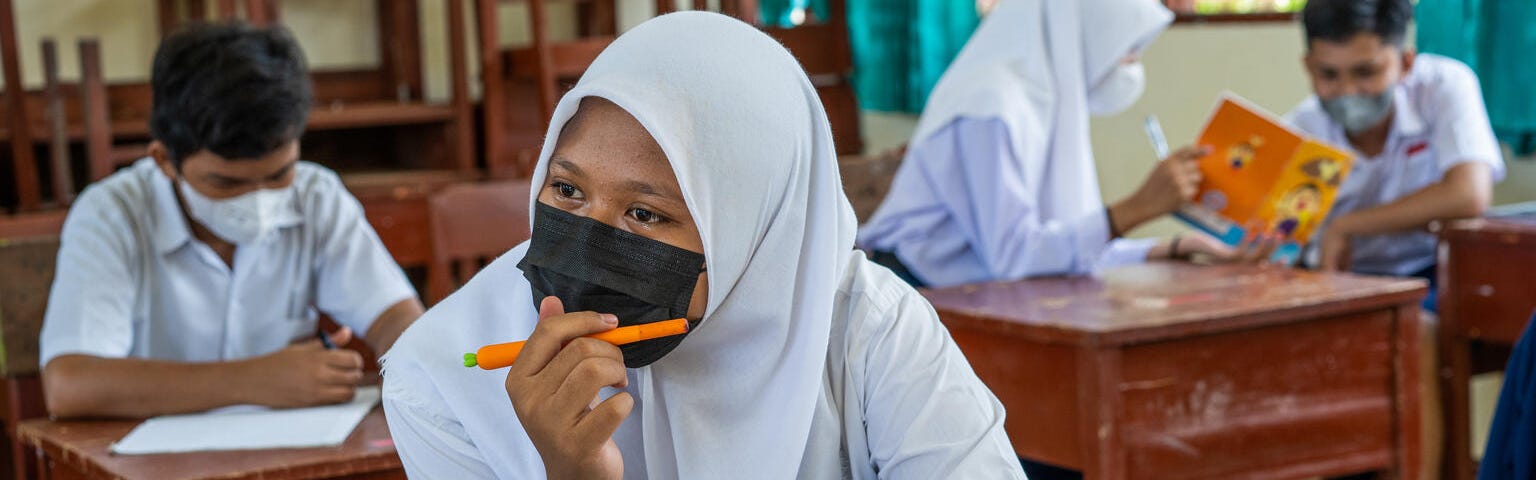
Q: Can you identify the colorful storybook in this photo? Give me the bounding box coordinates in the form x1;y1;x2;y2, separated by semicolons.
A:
1175;94;1355;263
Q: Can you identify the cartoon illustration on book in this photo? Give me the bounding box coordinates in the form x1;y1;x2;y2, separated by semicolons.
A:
1227;135;1264;170
1171;94;1356;264
1300;156;1345;187
1271;183;1321;236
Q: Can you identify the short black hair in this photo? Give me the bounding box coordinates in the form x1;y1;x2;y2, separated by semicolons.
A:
149;21;312;167
1302;0;1413;49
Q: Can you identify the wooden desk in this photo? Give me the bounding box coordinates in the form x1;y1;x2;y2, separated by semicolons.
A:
1436;216;1536;480
16;407;402;480
924;263;1427;479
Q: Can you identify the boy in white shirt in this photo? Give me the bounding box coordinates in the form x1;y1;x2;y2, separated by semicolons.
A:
39;22;423;418
1289;0;1504;310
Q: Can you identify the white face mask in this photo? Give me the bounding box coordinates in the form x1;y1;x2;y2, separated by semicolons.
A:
1087;62;1146;117
179;179;299;245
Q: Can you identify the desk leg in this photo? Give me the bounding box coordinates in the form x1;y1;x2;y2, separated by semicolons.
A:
1439;331;1475;480
1393;306;1425;480
1076;347;1124;480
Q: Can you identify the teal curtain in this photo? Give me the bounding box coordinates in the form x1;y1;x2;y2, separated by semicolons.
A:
762;0;979;113
759;0;829;28
1417;0;1536;155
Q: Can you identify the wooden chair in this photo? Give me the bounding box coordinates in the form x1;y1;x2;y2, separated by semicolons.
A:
0;235;59;480
426;181;533;304
657;0;865;155
476;0;621;177
39;37;142;204
838;144;904;223
0;0;39;212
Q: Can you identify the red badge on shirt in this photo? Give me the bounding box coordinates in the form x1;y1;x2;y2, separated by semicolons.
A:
1406;141;1430;157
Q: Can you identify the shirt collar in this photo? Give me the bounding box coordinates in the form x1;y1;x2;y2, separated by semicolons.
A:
151;167;194;255
1389;85;1426;137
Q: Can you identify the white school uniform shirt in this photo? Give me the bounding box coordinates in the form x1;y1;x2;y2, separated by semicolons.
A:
39;158;415;367
858;117;1156;287
382;12;1024;479
856;0;1172;288
1287;54;1506;276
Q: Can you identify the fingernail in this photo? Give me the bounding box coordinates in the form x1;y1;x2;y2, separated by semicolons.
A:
601;314;618;325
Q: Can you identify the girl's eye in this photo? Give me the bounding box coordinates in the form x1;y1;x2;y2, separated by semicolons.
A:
630;207;662;224
552;182;582;199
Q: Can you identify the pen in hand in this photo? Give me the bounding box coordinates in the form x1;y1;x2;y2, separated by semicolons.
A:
317;330;336;350
1144;114;1171;160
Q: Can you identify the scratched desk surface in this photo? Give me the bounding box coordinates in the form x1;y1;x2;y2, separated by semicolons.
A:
17;407;402;480
925;262;1427;346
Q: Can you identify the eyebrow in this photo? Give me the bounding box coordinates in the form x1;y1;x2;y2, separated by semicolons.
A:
203;159;297;185
621;179;682;200
550;157;585;176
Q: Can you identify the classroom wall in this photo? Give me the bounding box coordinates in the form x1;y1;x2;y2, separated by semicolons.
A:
1090;21;1316;239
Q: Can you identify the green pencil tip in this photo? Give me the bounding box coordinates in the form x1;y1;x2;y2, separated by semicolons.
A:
463;353;478;367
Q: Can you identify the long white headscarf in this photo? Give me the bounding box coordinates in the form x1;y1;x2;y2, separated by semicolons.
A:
911;0;1173;219
525;12;858;478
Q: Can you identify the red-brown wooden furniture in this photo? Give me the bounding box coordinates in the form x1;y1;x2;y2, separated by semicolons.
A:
1435;216;1536;480
426;180;532;303
924;263;1428;478
18;407;402;480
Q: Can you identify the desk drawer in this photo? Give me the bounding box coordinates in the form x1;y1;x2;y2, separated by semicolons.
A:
1118;311;1396;479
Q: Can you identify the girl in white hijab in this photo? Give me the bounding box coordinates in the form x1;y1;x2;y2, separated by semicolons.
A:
858;0;1276;289
381;12;1024;479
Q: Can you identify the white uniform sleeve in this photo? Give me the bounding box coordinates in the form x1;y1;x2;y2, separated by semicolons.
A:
383;366;501;479
858;288;1026;479
38;188;139;367
932;119;1120;278
311;173;417;336
1426;61;1505;181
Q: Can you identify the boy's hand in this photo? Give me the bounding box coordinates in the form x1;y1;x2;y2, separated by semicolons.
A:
506;296;629;480
1318;227;1353;272
247;327;363;408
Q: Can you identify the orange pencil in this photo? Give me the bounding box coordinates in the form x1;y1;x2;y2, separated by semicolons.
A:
462;318;690;370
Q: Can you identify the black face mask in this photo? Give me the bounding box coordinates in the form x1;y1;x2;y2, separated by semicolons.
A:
517;202;706;368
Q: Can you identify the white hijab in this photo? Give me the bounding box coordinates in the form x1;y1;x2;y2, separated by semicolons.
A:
910;0;1172;219
526;12;858;479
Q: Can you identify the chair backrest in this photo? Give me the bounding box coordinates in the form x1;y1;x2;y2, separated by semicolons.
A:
0;235;54;480
40;37;119;203
426;181;534;303
0;236;59;378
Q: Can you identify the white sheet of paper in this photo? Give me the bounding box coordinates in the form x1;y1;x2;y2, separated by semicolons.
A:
109;386;381;455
